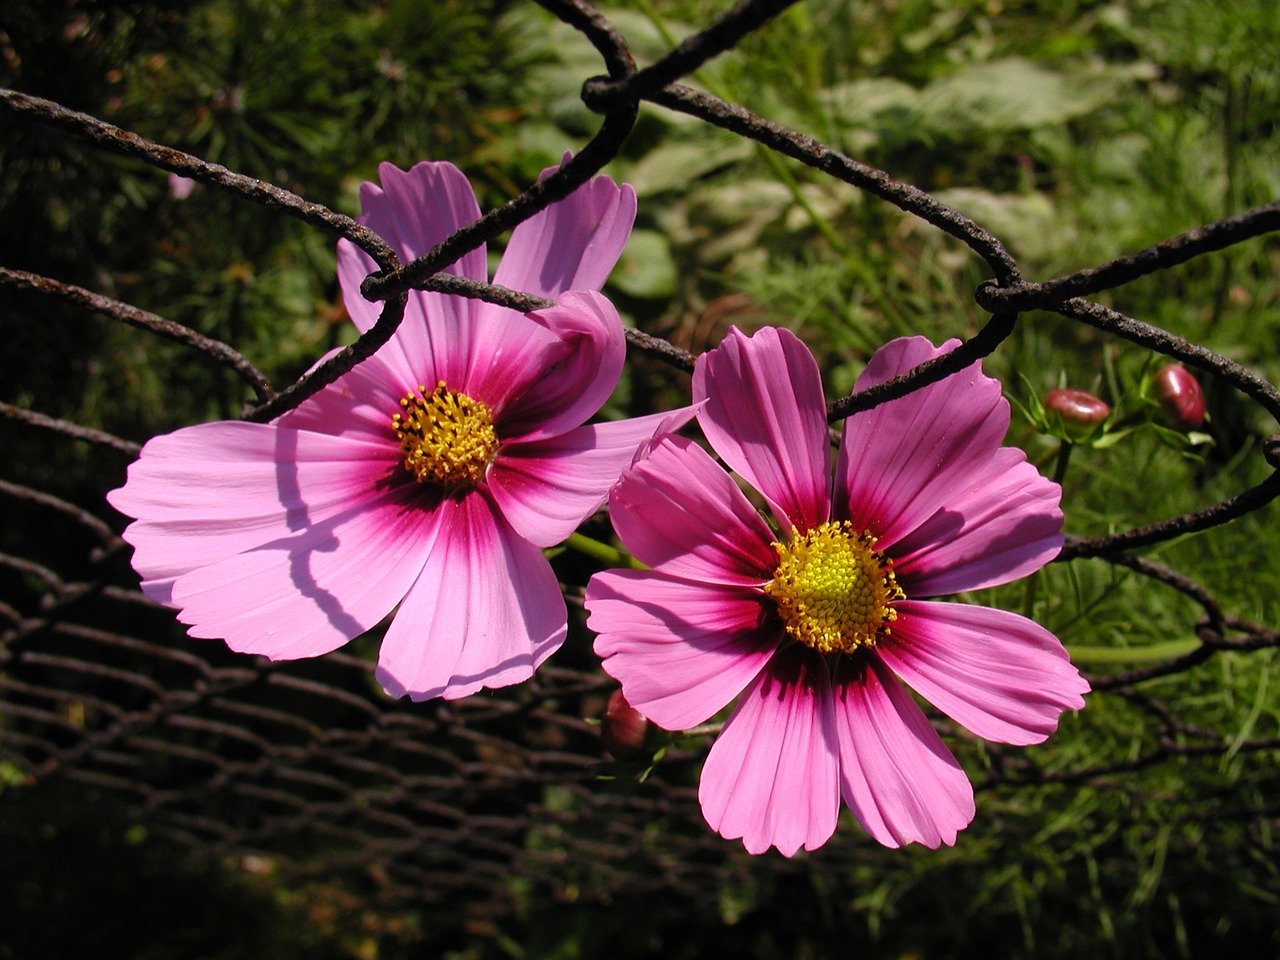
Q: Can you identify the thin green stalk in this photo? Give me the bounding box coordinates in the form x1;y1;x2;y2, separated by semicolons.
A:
1066;638;1201;663
1052;442;1072;486
565;532;646;569
755;147;851;255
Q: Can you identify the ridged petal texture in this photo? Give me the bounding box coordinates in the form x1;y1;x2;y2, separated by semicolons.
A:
587;327;1088;856
109;160;679;701
693;325;830;533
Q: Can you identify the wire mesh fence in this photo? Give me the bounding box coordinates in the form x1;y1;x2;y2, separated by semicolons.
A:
3;0;1280;955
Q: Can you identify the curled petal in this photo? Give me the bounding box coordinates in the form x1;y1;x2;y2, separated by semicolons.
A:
169;485;439;661
878;601;1090;746
607;435;779;586
891;448;1063;596
474;291;626;441
699;644;841;857
837;336;1010;548
493;165;637;300
489;407;697;548
693;326;831;532
834;655;974;849
375;492;567;701
587;569;778;731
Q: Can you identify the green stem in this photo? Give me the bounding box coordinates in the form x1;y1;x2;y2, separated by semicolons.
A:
1066;638;1201;663
682;722;724;738
756;147;851;255
565;532;627;566
1051;442;1072;486
564;532;646;569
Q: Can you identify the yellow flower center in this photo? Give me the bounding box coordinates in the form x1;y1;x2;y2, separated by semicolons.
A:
392;381;499;490
763;521;904;654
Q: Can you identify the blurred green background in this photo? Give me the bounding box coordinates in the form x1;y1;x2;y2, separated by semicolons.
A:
2;0;1279;957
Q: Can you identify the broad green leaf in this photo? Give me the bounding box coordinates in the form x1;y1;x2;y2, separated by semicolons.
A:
918;58;1114;136
611;229;679;299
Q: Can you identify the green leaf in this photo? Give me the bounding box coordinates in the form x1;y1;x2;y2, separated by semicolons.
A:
918;58;1115;136
611;229;679;299
927;187;1060;262
623;138;754;197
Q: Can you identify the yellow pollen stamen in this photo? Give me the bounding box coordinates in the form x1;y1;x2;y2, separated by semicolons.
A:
392;381;499;490
763;521;904;654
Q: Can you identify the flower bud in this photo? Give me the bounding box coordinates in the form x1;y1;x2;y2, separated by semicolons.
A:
1152;364;1205;430
601;689;652;759
1045;388;1110;442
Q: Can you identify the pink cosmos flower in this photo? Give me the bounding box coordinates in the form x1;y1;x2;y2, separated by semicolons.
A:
109;160;685;701
585;326;1089;856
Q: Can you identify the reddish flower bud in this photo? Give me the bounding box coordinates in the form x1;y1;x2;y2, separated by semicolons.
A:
1152;364;1205;430
1045;388;1110;441
601;689;652;759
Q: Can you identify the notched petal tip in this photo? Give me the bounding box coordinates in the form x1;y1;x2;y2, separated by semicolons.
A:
693;325;832;533
373;495;568;703
493;165;637;301
697;645;841;857
838;335;1014;547
881;601;1089;747
834;656;975;849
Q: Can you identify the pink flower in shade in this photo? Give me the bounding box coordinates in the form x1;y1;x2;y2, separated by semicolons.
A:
585;326;1089;856
108;160;689;701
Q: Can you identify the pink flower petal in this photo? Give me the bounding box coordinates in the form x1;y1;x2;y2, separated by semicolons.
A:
110;159;648;706
890;448;1063;596
836;336;1011;549
336;238;433;345
855;334;960;391
106;422;401;602
833;655;974;849
477;291;626;442
693;326;831;532
492;165;637;300
337;161;488;386
698;644;841;857
586;569;779;731
336;249;480;391
607;435;780;586
337;160;485;326
364;162;487;269
372;294;564;415
169;484;440;661
275;351;414;444
375;492;567;701
877;600;1089;746
336;241;388;336
488;408;696;548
